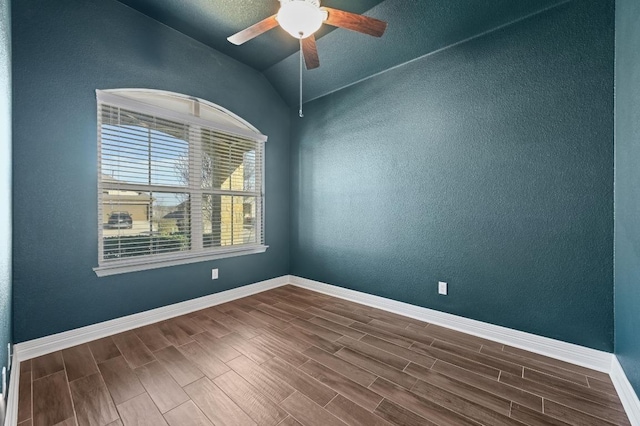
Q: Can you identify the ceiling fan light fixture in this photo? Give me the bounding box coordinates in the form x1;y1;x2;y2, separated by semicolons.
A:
277;0;326;39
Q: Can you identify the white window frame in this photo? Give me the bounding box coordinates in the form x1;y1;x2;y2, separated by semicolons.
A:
93;89;268;277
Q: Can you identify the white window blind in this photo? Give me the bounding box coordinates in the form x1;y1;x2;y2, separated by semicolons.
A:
95;90;267;276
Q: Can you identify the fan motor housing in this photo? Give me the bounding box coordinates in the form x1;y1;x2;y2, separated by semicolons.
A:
279;0;321;8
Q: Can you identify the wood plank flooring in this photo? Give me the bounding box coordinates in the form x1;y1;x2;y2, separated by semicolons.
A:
17;285;630;426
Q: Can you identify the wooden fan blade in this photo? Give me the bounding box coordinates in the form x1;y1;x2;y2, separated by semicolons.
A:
322;7;387;37
227;15;279;45
301;35;320;69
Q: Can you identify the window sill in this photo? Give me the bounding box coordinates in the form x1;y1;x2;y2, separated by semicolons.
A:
93;245;268;277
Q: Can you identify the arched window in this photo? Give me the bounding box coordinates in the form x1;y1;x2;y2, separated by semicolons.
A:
94;89;267;276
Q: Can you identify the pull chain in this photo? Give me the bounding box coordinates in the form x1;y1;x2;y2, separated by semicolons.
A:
299;35;304;118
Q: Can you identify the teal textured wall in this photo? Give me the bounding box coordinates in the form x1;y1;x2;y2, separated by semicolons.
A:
0;0;11;376
614;0;640;394
12;0;290;342
291;0;614;351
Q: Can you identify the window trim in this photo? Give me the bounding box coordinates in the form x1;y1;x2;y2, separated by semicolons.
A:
93;89;268;277
94;245;268;277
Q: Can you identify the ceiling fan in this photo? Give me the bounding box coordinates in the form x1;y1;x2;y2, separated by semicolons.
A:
227;0;388;70
228;0;387;117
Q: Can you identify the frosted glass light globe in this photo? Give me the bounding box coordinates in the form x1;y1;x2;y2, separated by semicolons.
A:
277;1;325;39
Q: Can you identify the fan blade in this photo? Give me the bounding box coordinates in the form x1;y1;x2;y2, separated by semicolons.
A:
301;35;320;69
322;7;387;37
227;15;279;45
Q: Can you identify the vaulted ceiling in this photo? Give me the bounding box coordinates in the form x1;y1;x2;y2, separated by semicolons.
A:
116;0;567;105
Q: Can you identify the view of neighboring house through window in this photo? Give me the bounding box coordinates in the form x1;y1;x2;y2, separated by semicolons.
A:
95;90;267;276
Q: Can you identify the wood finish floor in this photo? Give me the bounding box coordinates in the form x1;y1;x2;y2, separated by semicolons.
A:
17;285;630;426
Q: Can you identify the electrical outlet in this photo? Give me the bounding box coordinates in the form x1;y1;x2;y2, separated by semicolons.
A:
438;281;448;295
211;268;219;280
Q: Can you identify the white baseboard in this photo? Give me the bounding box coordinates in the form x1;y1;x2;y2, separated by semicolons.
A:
3;351;19;426
13;273;614;371
14;275;289;361
289;275;613;374
612;356;640;425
